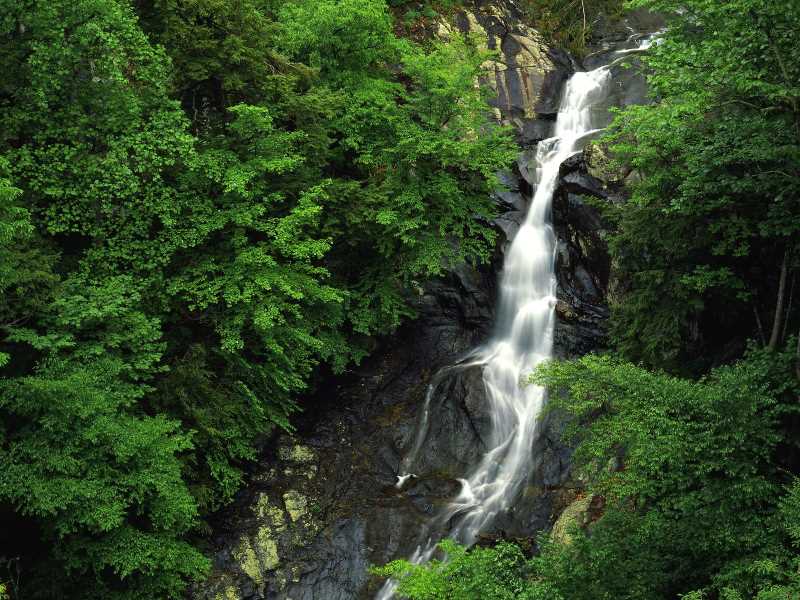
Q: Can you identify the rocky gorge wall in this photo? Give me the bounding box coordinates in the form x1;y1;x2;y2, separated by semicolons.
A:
195;4;658;599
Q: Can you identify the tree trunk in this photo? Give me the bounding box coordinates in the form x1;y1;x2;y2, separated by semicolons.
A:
796;328;800;381
769;248;789;351
783;271;796;342
580;0;587;34
753;304;767;347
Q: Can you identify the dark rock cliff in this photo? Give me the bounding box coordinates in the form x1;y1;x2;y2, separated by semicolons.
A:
195;4;655;599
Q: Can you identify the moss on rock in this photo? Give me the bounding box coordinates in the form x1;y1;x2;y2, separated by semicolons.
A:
585;143;627;184
551;495;592;545
255;526;280;571
232;526;281;587
278;443;316;464
254;493;287;532
283;490;309;522
232;537;263;585
214;585;240;600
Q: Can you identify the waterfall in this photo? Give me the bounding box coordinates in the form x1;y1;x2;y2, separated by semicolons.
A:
448;66;613;541
377;51;632;600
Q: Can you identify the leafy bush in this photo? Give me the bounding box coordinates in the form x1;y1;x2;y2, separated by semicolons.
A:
0;0;514;596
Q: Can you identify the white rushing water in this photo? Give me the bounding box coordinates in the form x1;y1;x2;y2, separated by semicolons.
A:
377;63;616;600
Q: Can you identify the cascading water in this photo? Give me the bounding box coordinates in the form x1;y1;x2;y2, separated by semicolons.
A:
378;34;658;600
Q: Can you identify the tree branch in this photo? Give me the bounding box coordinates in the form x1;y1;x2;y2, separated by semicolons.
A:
581;0;587;35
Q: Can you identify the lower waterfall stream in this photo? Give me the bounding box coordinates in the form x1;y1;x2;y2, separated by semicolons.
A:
377;35;658;600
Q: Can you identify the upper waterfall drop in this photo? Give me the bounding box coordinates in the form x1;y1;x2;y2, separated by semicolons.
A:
448;65;613;544
377;64;614;600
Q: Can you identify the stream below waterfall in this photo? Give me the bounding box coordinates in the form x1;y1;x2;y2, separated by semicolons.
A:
377;33;660;600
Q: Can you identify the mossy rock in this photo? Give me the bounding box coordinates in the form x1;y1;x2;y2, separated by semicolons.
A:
551;495;592;545
283;490;309;522
232;527;281;586
214;585;240;600
232;538;263;585
278;442;316;464
255;527;280;571
585;143;627;185
254;493;287;532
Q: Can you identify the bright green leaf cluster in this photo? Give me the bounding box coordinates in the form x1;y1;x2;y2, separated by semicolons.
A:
0;0;514;596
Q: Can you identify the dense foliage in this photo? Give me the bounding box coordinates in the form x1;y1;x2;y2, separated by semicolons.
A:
377;0;800;598
0;0;515;596
605;0;800;371
374;540;534;599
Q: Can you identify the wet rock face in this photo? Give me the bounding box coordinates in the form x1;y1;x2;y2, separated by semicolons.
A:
194;193;587;599
552;152;614;358
196;5;652;600
196;264;502;600
197;275;579;599
449;2;574;145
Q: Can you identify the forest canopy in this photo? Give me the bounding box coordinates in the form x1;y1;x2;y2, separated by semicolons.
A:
0;0;515;596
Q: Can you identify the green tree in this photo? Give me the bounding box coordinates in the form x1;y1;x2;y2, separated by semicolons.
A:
602;0;800;370
529;350;800;599
0;2;208;595
0;159;58;370
276;1;516;334
0;0;515;596
1;275;210;599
